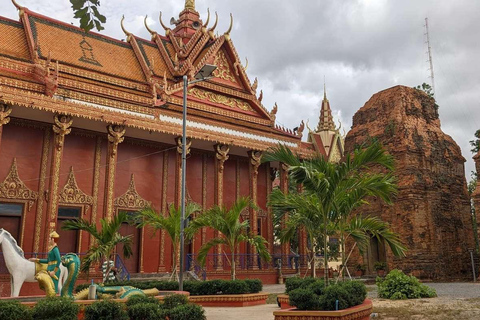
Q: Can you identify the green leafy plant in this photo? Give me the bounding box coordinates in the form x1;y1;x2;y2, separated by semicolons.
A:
188;197;271;280
244;279;263;293
0;300;32;320
32;297;78;320
163;294;189;309
284;277;318;294
288;288;320;310
167;304;206;320
377;269;437;300
135;202;201;280
127;303;165;320
70;0;106;32
62;211;133;282
126;295;160;307
374;261;387;271
355;264;366;272
84;299;128;320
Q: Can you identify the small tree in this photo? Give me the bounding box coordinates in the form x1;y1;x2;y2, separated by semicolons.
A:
188;197;271;280
134;202;201;280
62;211;133;282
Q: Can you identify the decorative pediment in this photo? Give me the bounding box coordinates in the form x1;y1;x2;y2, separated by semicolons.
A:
59;167;94;209
212;49;238;85
0;158;38;211
114;174;150;209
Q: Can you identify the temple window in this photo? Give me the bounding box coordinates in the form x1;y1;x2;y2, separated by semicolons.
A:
56;206;81;254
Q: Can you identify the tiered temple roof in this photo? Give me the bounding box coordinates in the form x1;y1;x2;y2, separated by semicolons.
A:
0;0;314;156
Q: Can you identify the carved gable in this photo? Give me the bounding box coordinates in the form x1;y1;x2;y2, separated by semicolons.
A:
114;174;150;209
0;158;38;211
59;167;94;209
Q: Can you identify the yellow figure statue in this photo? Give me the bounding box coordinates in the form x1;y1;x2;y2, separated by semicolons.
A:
29;231;62;294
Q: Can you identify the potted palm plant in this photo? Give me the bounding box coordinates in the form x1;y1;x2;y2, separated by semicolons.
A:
355;264;366;277
374;261;387;277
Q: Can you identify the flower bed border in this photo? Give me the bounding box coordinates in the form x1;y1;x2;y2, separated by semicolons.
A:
273;299;372;320
277;294;292;309
189;292;269;307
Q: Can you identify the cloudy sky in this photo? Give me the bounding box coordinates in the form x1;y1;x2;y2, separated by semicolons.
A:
2;0;479;178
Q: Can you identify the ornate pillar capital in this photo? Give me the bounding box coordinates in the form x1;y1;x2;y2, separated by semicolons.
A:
0;104;12;127
215;144;230;173
52;114;73;150
248;150;262;176
107;124;126;156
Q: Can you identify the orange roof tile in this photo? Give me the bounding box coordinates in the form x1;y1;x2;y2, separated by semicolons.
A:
28;15;146;82
136;38;173;79
0;17;31;62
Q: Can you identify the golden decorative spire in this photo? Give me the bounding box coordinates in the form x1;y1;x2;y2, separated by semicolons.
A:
185;0;195;10
323;76;327;100
317;80;336;132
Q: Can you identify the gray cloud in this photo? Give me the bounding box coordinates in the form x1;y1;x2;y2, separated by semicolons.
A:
1;0;478;177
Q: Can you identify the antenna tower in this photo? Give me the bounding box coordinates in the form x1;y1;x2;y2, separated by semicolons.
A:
424;17;435;95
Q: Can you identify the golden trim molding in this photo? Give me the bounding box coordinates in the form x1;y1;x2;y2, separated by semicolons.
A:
90;136;102;247
104;124;125;221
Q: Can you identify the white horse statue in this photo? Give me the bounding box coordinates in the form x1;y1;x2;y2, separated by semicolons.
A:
0;228;67;297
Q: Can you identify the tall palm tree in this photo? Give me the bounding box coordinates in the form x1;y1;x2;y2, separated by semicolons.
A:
134;202;201;280
188;197;271;280
62;211;133;282
264;141;404;285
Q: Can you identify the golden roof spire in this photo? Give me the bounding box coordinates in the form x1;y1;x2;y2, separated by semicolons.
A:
323;76;327;100
317;79;336;132
185;0;195;10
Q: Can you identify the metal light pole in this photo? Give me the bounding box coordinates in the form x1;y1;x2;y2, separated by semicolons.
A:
179;65;216;291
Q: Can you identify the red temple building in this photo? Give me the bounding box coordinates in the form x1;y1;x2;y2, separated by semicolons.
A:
0;0;341;294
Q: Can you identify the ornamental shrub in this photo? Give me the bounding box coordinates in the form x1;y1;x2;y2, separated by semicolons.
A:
84;299;128;320
376;269;437;300
220;279;250;294
318;284;350;311
127;302;166;320
32;297;78;320
167;304;206;320
341;281;367;306
163;294;189;309
285;277;318;294
307;279;325;296
288;288;321;310
0;300;32;320
126;295;160;307
244;279;263;293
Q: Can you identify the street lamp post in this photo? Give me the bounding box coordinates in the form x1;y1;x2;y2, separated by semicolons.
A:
179;65;216;291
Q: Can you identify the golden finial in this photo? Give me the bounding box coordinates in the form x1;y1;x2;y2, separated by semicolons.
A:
120;15;132;40
159;12;170;36
244;57;248;71
144;15;156;37
225;13;233;39
203;8;210;28
323;76;327;100
12;0;22;10
185;0;195;10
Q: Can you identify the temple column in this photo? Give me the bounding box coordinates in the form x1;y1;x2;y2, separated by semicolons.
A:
46;114;73;242
268;166;277;256
158;151;169;272
214;144;230;270
0;104;12;151
104;124;125;221
175;136;191;273
248;150;262;269
280;163;290;268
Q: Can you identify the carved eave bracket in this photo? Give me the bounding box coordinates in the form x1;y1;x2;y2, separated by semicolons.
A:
0;104;12;126
176;136;192;155
114;174;151;209
107;124;126;157
249;150;262;176
52;114;73;150
33;55;59;97
59;167;93;213
215;144;230;173
0;158;38;211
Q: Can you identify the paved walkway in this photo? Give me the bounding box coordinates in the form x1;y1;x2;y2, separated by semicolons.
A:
204;282;480;320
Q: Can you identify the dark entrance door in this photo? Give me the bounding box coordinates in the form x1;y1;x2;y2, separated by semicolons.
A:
117;220;140;273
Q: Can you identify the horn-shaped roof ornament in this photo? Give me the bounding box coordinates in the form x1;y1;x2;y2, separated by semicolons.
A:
144;15;156;37
210;12;218;31
225;13;233;39
244;57;248;71
159;11;170;36
11;0;22;10
203;8;210;28
120;15;132;40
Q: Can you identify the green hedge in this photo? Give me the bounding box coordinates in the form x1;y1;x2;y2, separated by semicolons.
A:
32;297;79;320
376;269;437;300
288;280;367;311
84;299;128;320
125;294;205;320
76;279;262;296
0;300;32;320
